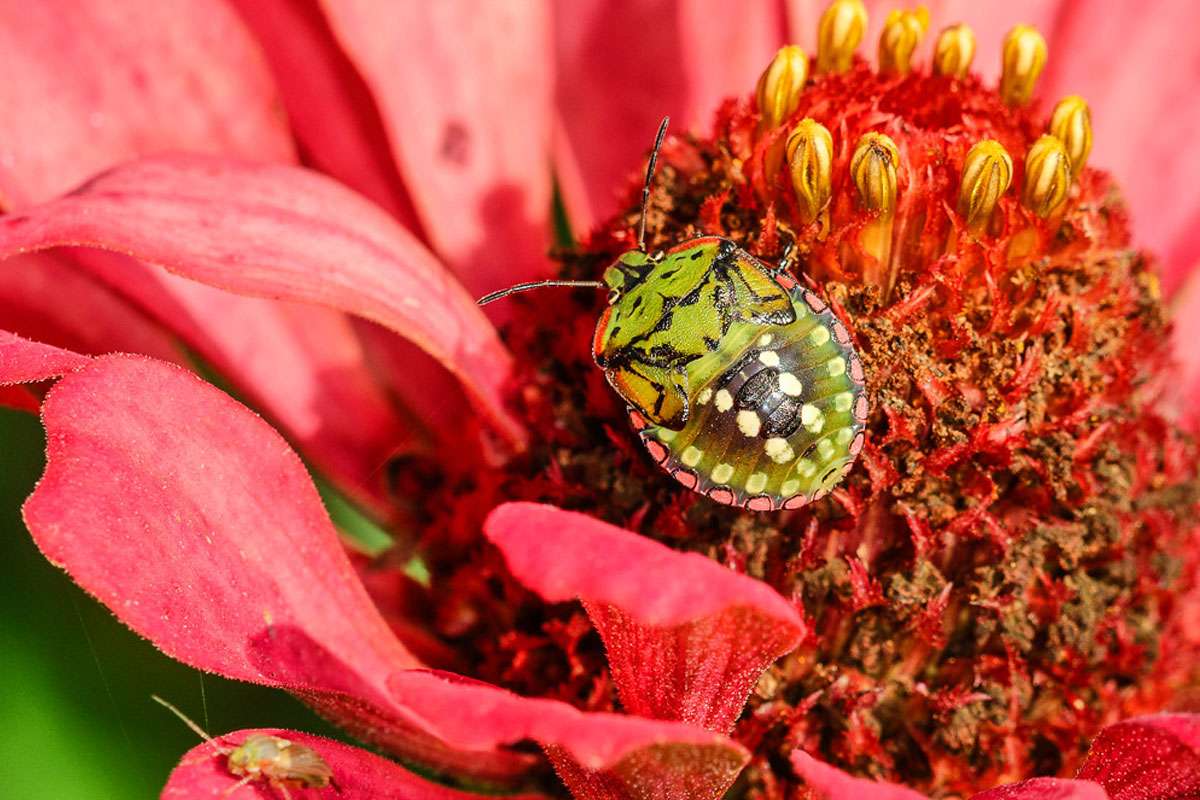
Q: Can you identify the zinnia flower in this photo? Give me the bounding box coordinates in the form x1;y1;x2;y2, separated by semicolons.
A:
1;1;1199;799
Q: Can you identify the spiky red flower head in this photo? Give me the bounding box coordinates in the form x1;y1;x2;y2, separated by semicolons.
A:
411;4;1200;796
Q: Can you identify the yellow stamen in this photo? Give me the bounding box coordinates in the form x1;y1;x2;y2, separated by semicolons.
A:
878;8;929;76
1048;95;1093;177
1022;134;1071;217
999;24;1047;106
817;0;868;75
851;132;900;291
932;23;975;79
851;132;900;215
786;118;834;225
958;140;1013;231
756;45;810;130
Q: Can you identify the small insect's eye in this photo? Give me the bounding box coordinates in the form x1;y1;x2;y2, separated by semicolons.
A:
650;250;665;262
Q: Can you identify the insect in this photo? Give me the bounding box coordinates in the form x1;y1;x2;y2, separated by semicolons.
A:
479;119;867;510
152;695;334;798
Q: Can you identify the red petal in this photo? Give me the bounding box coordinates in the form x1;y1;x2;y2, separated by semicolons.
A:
389;670;749;800
485;502;806;733
0;252;182;364
970;778;1109;800
227;0;423;233
790;750;929;800
555;0;783;226
0;329;89;383
162;726;548;800
317;0;555;295
0;155;524;447
0;0;292;207
1039;0;1200;295
1075;714;1200;800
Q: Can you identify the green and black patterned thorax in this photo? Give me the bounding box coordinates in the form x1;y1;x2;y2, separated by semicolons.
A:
593;236;867;510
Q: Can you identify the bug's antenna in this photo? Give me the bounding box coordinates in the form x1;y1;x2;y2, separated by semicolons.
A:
152;694;219;747
637;116;670;252
477;279;606;306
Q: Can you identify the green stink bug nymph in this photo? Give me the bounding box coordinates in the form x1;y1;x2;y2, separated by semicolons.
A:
480;119;867;510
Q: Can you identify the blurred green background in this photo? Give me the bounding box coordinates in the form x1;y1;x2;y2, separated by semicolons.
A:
0;407;340;797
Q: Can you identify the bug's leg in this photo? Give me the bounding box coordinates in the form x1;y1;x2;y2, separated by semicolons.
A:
773;230;798;276
221;775;255;797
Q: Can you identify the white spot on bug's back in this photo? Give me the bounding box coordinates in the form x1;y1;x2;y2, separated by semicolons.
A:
711;462;734;484
778;372;803;396
715;389;734;412
781;479;801;496
758;333;774;347
826;356;846;376
796;459;818;478
836;427;854;445
809;326;831;346
737;410;762;437
657;428;677;442
758;350;781;368
834;391;854;412
681;446;702;467
746;472;768;494
697;387;713;405
817;439;836;461
765;437;794;463
801;404;825;433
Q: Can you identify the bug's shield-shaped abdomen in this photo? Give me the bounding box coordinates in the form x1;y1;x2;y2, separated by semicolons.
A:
632;278;867;510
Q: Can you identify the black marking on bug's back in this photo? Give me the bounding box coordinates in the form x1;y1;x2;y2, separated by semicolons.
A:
727;356;803;438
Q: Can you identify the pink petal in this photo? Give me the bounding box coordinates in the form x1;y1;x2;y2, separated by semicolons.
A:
0;0;293;208
0;155;524;447
0;329;89;384
22;354;735;787
1170;270;1200;429
555;1;784;227
316;0;555;296
970;778;1109;800
1039;0;1200;295
1075;714;1200;800
69;247;413;514
227;0;424;233
485;502;806;733
162;726;548;800
0;251;183;364
389;670;749;800
790;750;930;800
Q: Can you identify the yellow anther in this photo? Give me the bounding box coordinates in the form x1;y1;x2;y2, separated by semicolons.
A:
999;24;1047;106
958;139;1013;230
932;23;976;79
878;8;929;75
850;132;900;215
756;45;810;129
786;119;834;225
817;0;868;74
1048;95;1093;177
1022;134;1071;217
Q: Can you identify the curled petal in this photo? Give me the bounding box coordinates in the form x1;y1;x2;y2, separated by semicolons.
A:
1075;714;1200;800
0;155;523;446
790;750;929;800
162;727;549;800
317;0;555;295
389;671;749;800
0;329;89;384
486;502;807;733
0;0;293;208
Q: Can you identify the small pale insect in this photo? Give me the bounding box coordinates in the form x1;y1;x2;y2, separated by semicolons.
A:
152;695;334;799
479;119;867;510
